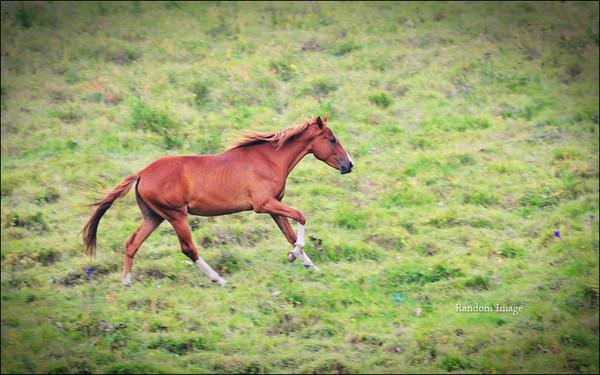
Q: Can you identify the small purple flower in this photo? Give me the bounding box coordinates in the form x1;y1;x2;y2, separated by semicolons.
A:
554;231;561;238
591;215;595;220
87;267;93;276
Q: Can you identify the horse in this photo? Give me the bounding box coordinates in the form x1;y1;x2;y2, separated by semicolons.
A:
81;114;353;287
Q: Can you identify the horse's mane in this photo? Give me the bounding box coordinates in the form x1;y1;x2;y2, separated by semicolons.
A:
228;117;318;150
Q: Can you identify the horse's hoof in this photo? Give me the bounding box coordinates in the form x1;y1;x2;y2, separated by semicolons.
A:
288;251;297;263
214;278;228;287
122;273;132;287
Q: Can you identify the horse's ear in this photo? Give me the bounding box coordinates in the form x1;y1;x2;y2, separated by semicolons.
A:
316;116;324;129
323;113;329;123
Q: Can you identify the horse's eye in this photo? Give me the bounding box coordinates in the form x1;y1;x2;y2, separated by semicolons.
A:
330;138;336;144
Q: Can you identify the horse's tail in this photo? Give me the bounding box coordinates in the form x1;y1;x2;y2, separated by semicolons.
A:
81;173;140;257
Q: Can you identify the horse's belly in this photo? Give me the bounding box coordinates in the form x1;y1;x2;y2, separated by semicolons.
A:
187;194;252;216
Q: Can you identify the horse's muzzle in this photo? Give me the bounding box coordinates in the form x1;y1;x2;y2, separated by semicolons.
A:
340;161;353;174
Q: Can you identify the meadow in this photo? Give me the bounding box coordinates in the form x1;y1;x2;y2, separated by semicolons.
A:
1;1;598;373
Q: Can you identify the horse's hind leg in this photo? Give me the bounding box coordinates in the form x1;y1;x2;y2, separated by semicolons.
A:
123;192;164;286
169;215;227;287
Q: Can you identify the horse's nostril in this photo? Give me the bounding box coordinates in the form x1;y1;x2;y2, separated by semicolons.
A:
341;162;353;174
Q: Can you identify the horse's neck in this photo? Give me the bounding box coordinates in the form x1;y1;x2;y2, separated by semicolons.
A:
260;138;313;177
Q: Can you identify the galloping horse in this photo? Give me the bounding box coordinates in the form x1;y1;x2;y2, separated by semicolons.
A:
82;114;353;286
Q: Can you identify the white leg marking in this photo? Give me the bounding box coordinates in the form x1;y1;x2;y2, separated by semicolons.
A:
295;223;305;248
122;272;132;287
291;223;305;259
299;249;320;270
292;223;319;270
195;258;227;286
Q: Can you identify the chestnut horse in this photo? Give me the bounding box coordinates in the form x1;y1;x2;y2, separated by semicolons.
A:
82;114;353;287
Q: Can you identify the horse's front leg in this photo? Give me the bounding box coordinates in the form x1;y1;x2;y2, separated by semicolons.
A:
289;222;319;271
270;214;297;261
266;206;319;270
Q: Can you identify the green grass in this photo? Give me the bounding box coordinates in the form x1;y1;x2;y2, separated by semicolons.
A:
1;1;599;373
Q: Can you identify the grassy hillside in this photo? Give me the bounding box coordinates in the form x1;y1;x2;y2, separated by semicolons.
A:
1;1;598;373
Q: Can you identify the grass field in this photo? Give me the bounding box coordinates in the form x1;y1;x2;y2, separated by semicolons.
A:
1;1;599;373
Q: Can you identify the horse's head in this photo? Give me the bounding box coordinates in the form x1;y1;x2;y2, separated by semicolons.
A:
310;114;353;174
